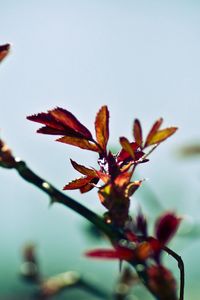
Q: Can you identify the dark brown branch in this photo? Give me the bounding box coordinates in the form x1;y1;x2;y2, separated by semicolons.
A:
14;159;121;242
163;246;184;300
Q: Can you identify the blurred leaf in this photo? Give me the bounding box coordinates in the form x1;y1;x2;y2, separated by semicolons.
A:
178;144;200;157
155;212;181;245
85;247;134;260
0;43;10;62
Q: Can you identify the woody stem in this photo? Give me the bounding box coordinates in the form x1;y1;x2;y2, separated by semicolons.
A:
163;246;184;300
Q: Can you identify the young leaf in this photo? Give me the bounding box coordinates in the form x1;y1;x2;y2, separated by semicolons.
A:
0;44;10;63
63;176;94;190
95;106;109;151
27;112;65;129
117;142;144;167
56;136;98;152
85;247;134;261
27;108;93;139
145;118;163;147
70;159;97;176
37;126;67;135
79;177;99;193
119;137;136;159
50;107;92;139
133;119;143;147
146;127;178;146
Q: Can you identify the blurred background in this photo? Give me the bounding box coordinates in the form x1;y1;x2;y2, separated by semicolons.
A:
1;0;200;299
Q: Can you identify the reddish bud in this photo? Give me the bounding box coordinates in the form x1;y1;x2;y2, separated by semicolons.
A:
155;212;181;245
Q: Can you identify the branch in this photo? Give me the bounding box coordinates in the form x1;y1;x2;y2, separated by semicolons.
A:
163;246;184;300
14;159;121;242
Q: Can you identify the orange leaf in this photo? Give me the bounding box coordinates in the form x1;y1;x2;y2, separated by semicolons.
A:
119;137;135;159
0;44;10;63
95;106;109;151
57;136;98;152
70;159;97;176
95;171;110;183
114;172;132;187
146;127;177;146
145;118;163;147
133;119;143;147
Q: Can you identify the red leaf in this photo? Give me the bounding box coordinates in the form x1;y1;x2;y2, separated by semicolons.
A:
119;137;136;159
50;107;92;139
0;44;10;62
145;118;163;147
27;112;66;130
27;107;93;139
70;159;97;176
37;126;67;135
117;142;143;165
85;246;134;260
79;177;99;193
95;106;109;151
135;210;147;236
155;212;181;245
133;119;143;147
63;176;94;190
147;265;177;299
57;136;98;152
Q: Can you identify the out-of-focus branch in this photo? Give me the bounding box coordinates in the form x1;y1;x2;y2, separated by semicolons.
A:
163;246;184;300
